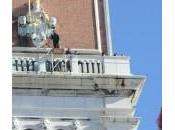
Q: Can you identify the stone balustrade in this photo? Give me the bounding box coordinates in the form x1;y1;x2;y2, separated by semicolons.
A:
12;54;131;75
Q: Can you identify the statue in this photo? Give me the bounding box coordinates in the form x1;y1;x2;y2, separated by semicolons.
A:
17;0;57;48
31;0;41;12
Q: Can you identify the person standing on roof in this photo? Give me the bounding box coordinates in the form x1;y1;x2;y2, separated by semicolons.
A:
51;30;60;48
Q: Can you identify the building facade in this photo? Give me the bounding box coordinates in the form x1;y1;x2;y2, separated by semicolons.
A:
12;0;145;130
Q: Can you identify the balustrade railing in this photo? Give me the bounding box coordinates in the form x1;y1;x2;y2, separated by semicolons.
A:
12;54;104;74
12;54;130;75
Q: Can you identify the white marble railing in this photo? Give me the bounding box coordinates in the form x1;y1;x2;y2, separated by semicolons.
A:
12;54;131;75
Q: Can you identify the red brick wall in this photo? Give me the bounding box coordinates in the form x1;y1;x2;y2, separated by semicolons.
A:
13;0;97;49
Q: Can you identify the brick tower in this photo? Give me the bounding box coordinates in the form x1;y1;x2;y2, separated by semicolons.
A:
12;0;145;130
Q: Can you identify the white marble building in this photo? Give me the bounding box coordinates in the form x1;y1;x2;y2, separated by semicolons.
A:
12;0;145;130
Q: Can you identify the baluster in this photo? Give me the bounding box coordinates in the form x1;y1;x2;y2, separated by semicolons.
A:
26;59;30;71
29;59;33;71
101;60;104;74
23;58;27;71
86;62;89;73
20;59;24;71
36;60;39;72
61;60;66;72
78;61;84;73
45;60;48;72
46;60;51;72
94;62;98;74
49;60;52;72
97;62;100;73
64;59;67;72
31;60;36;71
58;61;62;72
15;59;18;71
98;61;103;74
99;62;103;74
12;59;16;71
83;61;87;73
91;62;95;73
88;61;92;73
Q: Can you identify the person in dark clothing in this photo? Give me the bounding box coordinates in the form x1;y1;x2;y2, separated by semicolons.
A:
101;52;105;56
51;30;60;48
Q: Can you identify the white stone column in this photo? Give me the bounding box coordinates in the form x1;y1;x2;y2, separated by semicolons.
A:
83;61;87;73
38;56;46;72
94;62;98;74
89;61;93;73
39;61;46;72
99;62;103;74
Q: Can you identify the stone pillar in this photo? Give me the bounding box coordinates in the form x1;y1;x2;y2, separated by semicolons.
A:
37;56;47;72
71;56;79;74
103;56;131;75
38;61;46;72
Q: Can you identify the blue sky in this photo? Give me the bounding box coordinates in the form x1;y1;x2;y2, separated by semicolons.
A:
109;0;162;130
